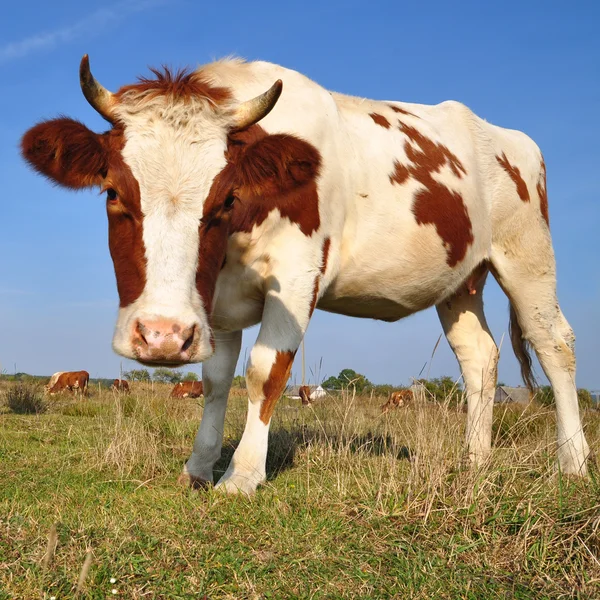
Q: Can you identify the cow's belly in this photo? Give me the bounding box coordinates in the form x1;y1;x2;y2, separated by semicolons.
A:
320;225;484;320
317;294;416;322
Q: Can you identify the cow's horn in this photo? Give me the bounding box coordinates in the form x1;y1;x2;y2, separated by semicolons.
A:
80;54;115;123
231;80;283;131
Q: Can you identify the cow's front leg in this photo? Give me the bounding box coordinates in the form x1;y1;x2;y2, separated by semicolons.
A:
215;285;313;495
179;330;242;488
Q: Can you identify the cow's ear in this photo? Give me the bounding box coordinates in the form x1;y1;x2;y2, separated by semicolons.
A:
236;134;321;197
21;118;107;189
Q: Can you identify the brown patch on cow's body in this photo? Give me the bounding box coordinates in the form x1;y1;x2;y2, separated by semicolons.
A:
260;350;295;424
389;160;410;186
228;135;321;235
496;152;530;202
388;104;418;118
399;122;466;178
537;158;549;226
116;67;231;106
202;129;321;237
369;113;391;129
390;121;473;267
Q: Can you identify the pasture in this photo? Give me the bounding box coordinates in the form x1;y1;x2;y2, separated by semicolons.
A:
1;382;599;599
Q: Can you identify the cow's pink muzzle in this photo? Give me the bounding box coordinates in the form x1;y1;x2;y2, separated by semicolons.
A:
131;318;200;365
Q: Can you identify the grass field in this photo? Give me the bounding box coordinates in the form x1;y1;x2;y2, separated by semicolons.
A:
1;382;599;599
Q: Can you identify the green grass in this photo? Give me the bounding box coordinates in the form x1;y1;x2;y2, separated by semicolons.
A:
0;385;599;599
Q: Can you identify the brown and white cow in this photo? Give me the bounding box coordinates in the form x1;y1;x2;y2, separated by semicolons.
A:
21;56;589;493
111;379;130;392
46;371;89;396
381;389;413;413
171;380;204;399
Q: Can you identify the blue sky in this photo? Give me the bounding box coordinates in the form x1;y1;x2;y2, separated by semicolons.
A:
1;0;598;388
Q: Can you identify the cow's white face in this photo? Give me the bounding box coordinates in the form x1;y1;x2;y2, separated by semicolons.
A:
107;99;231;364
21;59;319;366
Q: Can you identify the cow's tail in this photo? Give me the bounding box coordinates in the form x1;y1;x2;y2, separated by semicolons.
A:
509;303;537;392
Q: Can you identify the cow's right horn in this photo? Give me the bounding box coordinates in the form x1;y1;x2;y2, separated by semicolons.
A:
80;54;115;123
231;80;283;131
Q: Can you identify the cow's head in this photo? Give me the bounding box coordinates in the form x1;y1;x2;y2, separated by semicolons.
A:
22;57;320;366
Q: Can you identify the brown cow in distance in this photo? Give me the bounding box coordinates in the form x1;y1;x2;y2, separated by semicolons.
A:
171;381;203;399
46;371;89;396
299;385;312;406
112;379;130;392
381;389;413;413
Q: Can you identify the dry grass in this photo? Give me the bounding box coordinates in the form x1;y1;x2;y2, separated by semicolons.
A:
0;383;598;598
6;382;48;414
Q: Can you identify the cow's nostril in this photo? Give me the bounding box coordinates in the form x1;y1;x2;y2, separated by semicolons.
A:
181;325;196;353
136;321;148;347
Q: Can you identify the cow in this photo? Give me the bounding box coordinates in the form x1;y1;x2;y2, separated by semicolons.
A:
21;55;589;493
299;385;312;406
111;379;130;392
171;381;204;399
381;389;413;413
46;371;89;396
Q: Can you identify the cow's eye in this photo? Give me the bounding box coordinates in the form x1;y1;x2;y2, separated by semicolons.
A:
224;194;235;210
106;188;118;201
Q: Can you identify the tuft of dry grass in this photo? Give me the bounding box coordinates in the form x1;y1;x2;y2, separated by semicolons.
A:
6;383;47;414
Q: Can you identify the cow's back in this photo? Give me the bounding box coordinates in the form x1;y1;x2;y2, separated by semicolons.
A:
206;60;542;323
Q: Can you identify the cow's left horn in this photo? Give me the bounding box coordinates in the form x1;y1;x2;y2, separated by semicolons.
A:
231;80;283;131
80;54;115;123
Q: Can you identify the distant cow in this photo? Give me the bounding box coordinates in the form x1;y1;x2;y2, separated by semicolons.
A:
171;381;204;399
381;389;413;413
112;379;130;392
299;385;312;406
46;371;89;396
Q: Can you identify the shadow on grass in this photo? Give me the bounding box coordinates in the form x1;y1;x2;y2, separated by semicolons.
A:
213;427;413;482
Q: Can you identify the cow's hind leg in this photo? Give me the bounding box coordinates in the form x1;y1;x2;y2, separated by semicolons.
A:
491;234;589;474
437;273;498;465
180;330;242;488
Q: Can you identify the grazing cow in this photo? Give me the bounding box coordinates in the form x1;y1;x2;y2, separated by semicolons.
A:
381;389;413;413
171;381;204;399
111;379;130;392
46;371;89;396
299;385;312;406
21;56;589;493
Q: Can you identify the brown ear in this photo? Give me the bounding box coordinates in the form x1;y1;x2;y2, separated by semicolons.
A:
21;118;107;189
235;134;321;197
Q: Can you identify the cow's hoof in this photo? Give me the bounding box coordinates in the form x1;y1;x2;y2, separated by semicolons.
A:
214;473;262;496
177;472;212;490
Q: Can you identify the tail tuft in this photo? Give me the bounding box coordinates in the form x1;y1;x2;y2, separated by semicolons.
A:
509;304;537;392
